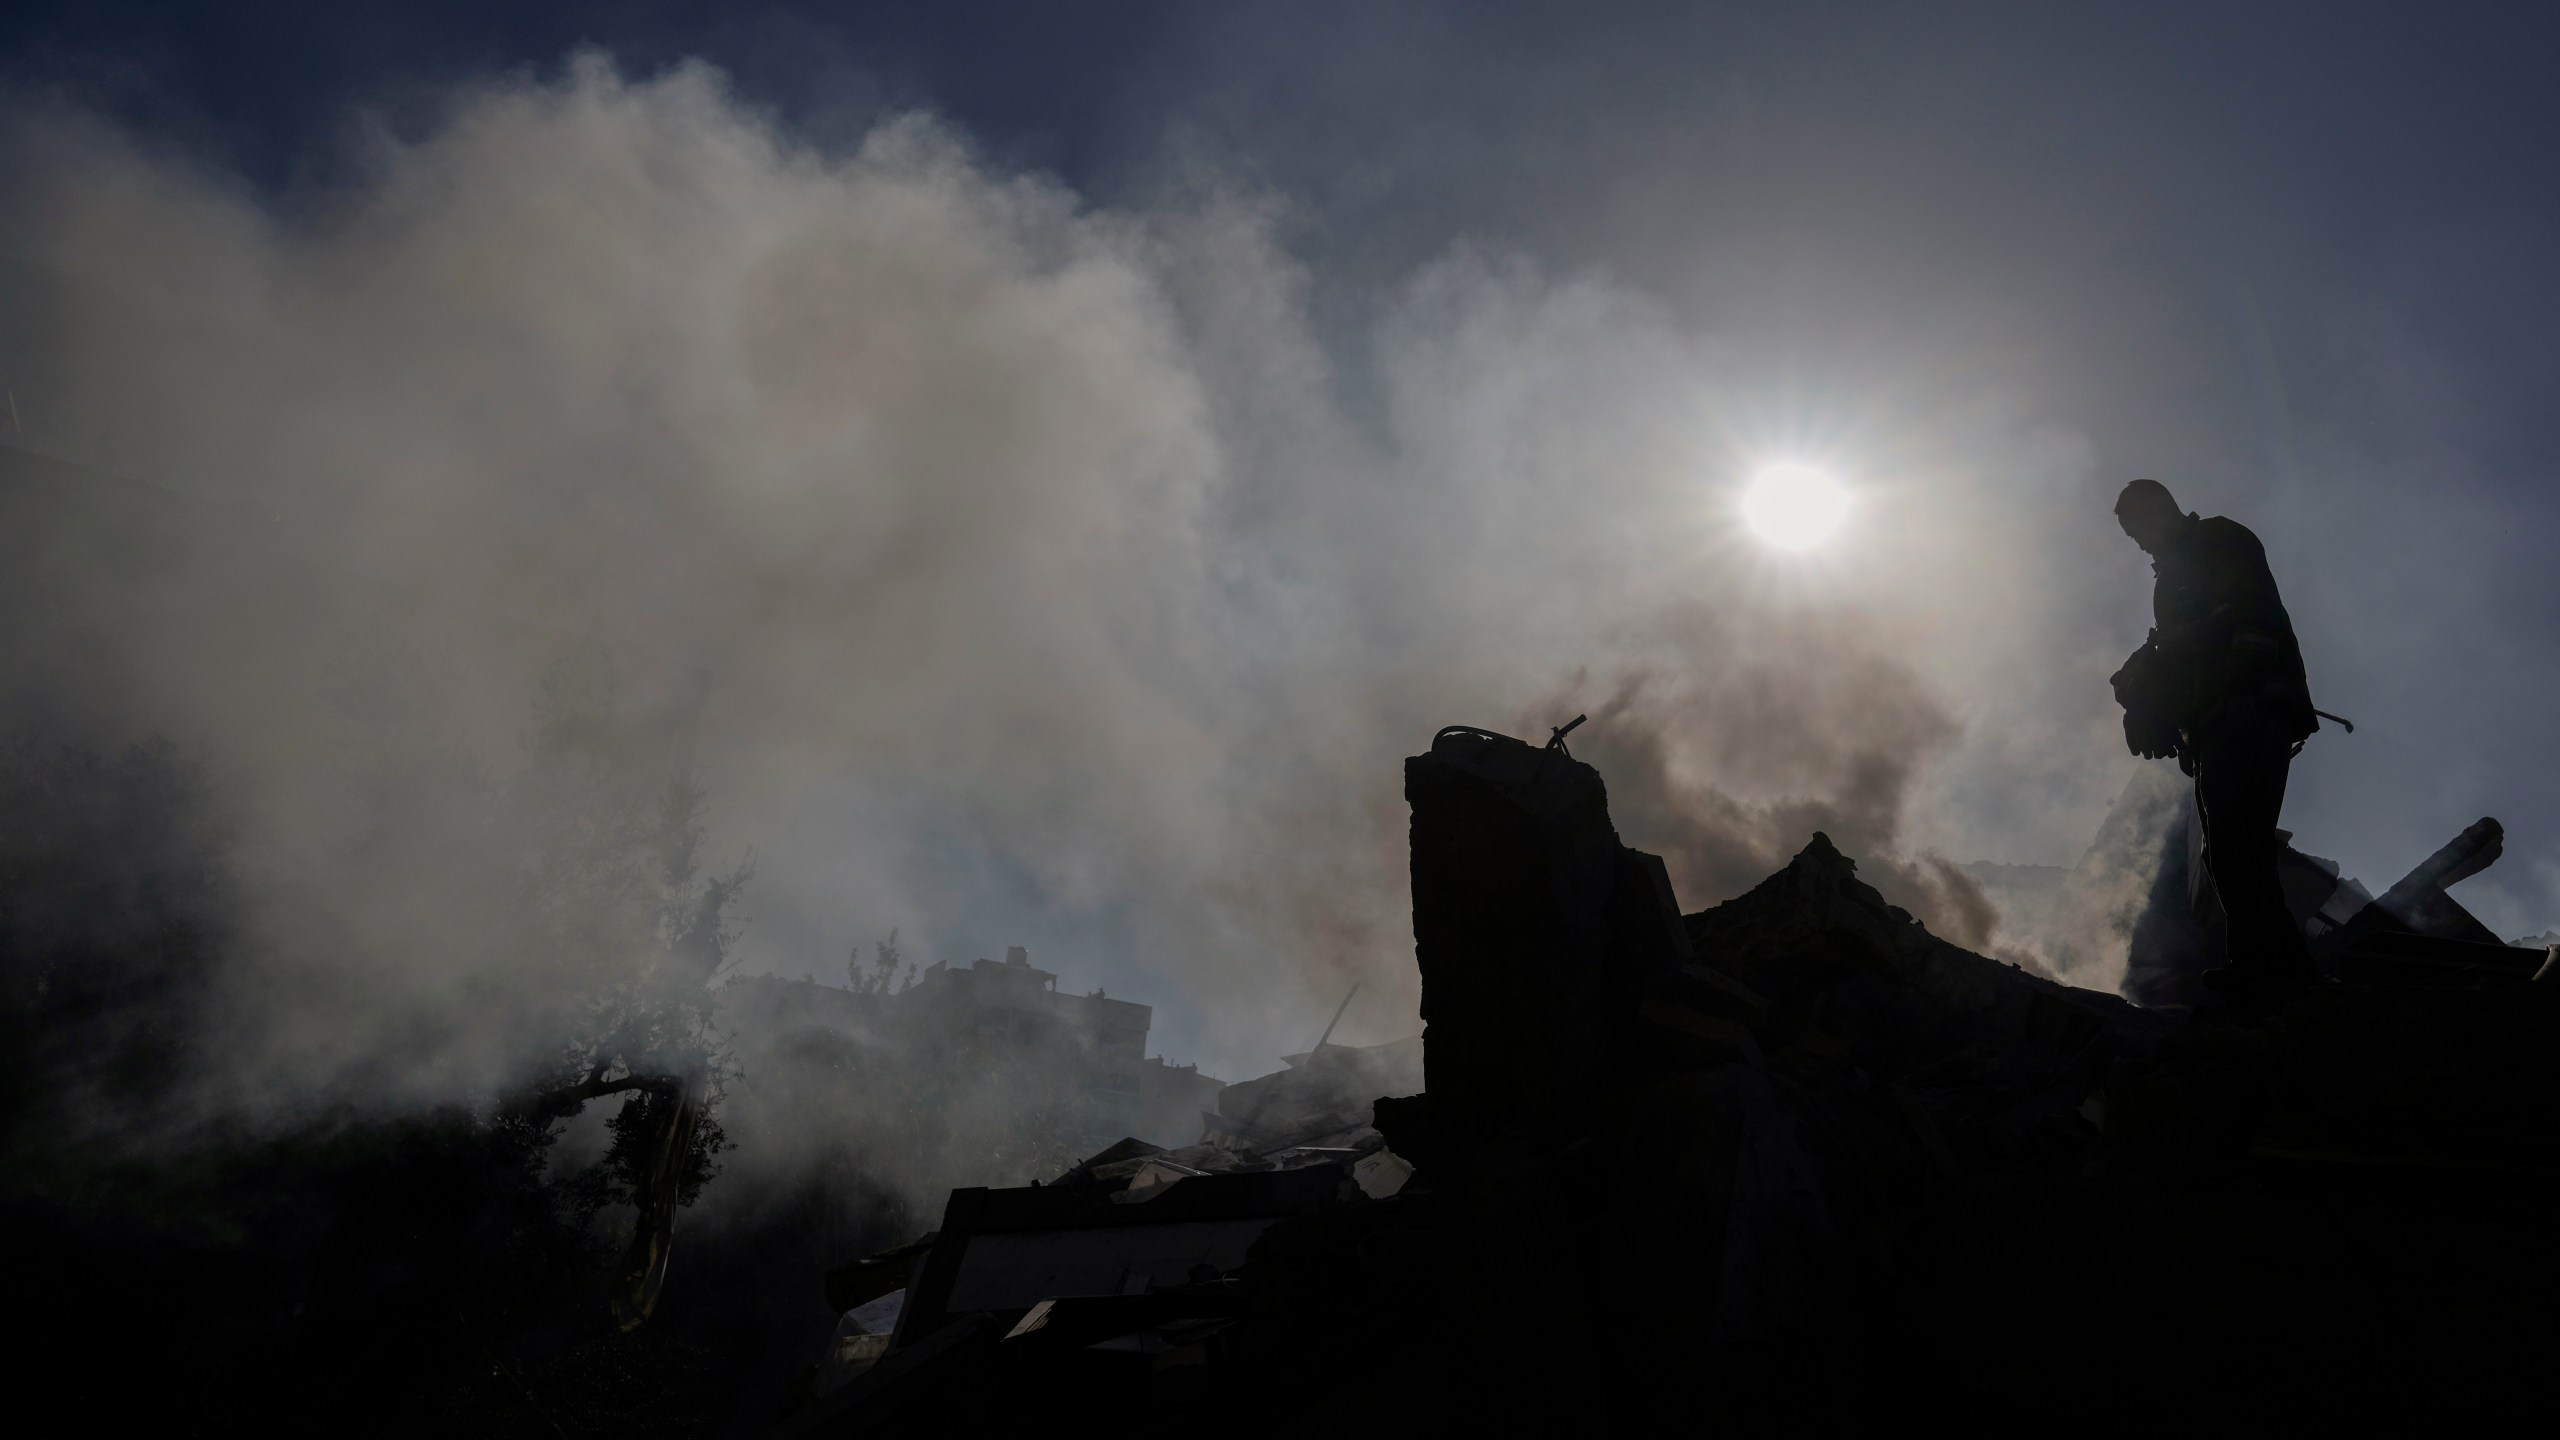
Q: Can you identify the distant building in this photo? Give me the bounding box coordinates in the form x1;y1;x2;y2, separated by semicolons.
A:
1137;1056;1229;1147
718;945;1198;1160
898;946;1152;1146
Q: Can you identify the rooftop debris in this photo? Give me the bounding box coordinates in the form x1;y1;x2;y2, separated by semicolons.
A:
2019;762;2539;1005
1202;1035;1422;1153
779;727;2559;1434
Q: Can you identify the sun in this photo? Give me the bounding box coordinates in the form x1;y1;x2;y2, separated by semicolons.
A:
1741;463;1850;551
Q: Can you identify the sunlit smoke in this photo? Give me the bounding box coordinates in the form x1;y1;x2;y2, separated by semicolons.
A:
0;54;2136;1124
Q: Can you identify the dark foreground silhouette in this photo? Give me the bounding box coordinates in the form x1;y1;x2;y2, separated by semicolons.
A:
792;725;2557;1435
9;714;2552;1434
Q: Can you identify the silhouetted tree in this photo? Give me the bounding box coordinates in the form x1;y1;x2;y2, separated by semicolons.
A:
848;928;916;995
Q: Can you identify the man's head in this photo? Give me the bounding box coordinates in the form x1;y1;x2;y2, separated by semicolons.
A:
2115;478;2188;554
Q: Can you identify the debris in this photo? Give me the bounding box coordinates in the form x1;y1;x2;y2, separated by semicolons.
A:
779;723;2560;1435
2312;818;2536;985
1203;1035;1421;1153
2092;770;2524;1003
2369;816;2505;936
1350;1148;1413;1199
823;1235;936;1316
809;1322;891;1399
843;1290;904;1335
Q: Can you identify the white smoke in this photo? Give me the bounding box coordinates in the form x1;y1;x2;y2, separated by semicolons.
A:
0;54;2129;1095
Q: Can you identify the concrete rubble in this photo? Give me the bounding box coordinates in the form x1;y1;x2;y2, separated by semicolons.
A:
776;725;2558;1435
2005;766;2543;1005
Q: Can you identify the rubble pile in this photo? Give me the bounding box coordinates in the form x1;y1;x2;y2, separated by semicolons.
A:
1202;1035;1422;1154
778;727;2559;1435
2107;767;2538;1004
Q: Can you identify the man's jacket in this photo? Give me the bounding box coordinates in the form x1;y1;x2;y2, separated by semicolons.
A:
2112;512;2316;756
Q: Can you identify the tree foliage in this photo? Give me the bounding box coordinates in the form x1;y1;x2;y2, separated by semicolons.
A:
847;927;917;996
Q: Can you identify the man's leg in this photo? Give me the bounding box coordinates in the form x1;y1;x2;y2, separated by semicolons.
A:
2194;718;2313;985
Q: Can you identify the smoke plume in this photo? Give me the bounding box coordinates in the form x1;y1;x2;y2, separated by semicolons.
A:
0;54;2120;1104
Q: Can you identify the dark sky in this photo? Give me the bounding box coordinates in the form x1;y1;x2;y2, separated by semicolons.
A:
6;2;2558;1059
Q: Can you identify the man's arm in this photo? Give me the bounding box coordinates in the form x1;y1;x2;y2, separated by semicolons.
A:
2194;520;2295;701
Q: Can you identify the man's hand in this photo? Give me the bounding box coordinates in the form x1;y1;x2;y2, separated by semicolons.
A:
2123;710;2180;761
2112;632;2187;759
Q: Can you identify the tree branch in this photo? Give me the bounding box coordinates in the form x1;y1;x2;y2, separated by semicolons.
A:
524;1069;682;1118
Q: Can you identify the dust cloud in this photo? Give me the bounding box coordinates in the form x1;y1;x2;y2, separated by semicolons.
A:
0;54;2121;1109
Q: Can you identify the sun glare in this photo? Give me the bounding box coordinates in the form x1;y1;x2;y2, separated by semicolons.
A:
1741;464;1849;551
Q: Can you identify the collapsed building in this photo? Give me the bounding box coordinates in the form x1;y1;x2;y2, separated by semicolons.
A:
773;722;2559;1433
1975;763;2545;1004
720;946;1225;1163
1201;1035;1424;1153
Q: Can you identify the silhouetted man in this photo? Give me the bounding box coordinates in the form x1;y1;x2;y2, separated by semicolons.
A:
2110;479;2319;997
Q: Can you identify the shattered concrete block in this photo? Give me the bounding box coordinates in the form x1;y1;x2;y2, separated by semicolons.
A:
1405;725;1696;1172
1352;1148;1415;1199
1405;725;1627;1154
